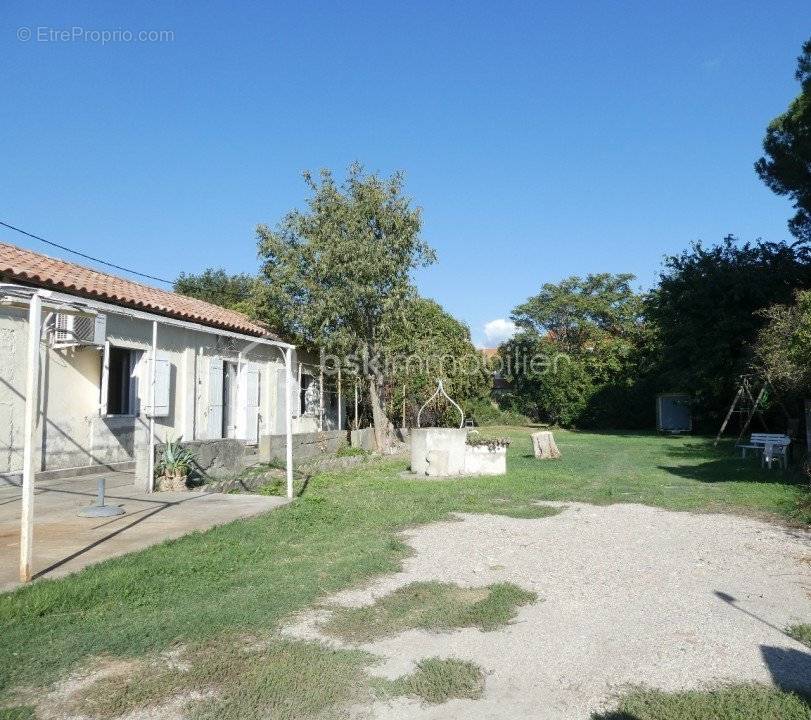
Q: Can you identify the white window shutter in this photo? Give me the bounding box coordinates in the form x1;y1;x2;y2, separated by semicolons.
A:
207;357;224;439
145;353;171;418
243;364;261;443
275;366;299;432
99;341;110;414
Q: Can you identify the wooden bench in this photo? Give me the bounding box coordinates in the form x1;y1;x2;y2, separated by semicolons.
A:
736;433;791;469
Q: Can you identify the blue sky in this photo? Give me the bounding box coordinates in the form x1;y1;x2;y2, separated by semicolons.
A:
2;2;808;346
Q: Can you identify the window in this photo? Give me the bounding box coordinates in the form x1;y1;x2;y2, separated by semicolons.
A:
105;347;141;415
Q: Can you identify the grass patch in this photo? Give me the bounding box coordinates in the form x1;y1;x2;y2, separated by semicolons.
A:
593;684;811;719
322;581;536;643
2;429;809;713
57;636;372;720
0;708;34;720
376;657;484;704
788;623;811;649
337;445;370;458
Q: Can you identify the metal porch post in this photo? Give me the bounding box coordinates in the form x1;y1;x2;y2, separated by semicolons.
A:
285;347;294;499
20;292;42;582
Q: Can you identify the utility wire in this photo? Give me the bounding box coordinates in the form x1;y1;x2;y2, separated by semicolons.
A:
0;220;174;285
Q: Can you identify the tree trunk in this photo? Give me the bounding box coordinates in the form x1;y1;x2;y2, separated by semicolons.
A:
368;380;390;452
532;430;561;459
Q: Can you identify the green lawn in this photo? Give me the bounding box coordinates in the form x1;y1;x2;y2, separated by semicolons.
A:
1;428;808;717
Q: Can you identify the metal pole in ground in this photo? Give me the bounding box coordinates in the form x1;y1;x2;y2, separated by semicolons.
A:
148;320;158;492
337;367;342;432
20;292;41;583
284;347;294;499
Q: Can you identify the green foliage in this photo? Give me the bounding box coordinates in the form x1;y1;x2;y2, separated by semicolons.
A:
646;236;811;426
384;297;492;426
377;658;485;704
755;37;811;243
61;637;372;720
465;431;510;449
174;269;257;314
463;397;531;426
505;274;650;428
512;272;644;357
755;289;811;396
156;436;196;476
322;581;536;643
336;445;369;458
593;684;811;720
254;164;433;355
1;430;807;710
787;623;811;648
254;164;435;441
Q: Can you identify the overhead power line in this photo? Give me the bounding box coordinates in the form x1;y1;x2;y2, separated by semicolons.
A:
0;220;174;285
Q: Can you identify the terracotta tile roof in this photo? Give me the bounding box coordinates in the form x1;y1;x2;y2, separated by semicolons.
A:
479;348;500;359
0;241;279;339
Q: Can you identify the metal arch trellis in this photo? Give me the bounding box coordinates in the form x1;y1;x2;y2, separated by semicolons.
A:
417;379;465;429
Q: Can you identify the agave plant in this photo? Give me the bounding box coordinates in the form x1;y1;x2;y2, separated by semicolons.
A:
157;435;196;478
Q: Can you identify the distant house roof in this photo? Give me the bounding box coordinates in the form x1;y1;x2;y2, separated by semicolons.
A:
0;241;278;339
480;348;500;360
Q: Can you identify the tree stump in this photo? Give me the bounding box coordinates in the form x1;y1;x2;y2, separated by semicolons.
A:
532;431;561;459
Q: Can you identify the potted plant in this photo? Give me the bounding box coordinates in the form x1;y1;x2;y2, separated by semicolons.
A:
156;436;196;491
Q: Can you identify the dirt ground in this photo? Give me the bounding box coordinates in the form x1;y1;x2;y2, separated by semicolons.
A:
286;502;811;719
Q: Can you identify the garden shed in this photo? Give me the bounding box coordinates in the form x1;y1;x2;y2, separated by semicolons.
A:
656;393;692;433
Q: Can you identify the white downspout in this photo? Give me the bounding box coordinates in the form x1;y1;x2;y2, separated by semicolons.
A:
284;347;294;499
148;320;157;492
20;291;42;582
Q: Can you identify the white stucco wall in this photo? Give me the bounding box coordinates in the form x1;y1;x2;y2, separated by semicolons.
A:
0;305;296;477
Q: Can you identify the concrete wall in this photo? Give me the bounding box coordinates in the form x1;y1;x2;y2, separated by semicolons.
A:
260;430;346;463
463;444;507;475
410;428;507;476
154;438;248;481
410;428;468;476
350;427;410;451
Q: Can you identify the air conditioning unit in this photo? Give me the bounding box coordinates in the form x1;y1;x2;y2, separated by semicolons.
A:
52;312;107;347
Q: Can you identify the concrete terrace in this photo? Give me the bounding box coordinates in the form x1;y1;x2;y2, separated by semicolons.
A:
0;469;289;592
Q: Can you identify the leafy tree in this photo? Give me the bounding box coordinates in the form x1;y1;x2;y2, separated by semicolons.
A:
512;273;643;360
755;37;811;243
384;298;491;427
254;164;435;450
755;289;811;395
505;273;649;427
174;269;256;314
646;236;811;425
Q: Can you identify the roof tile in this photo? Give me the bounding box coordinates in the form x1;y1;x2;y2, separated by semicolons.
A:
0;242;277;339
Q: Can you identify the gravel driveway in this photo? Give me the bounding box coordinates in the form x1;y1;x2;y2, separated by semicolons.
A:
287;502;811;719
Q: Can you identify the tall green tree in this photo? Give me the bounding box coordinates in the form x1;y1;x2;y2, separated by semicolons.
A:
384;298;491;427
174;269;256;314
755;37;811;243
254;164;435;450
646;236;811;425
506;273;649;427
755;289;811;396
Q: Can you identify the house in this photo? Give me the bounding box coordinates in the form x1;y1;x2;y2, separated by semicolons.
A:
0;242;345;492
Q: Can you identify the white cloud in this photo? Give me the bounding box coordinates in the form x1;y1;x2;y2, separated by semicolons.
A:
483;318;516;346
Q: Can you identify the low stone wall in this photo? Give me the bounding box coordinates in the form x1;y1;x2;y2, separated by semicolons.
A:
156;438;248;482
260;430;346;463
463;444;507;475
410;428;468;476
410;428;507;476
350;427;410;452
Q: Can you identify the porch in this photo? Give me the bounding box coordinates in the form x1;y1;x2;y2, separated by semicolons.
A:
0;469;289;592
